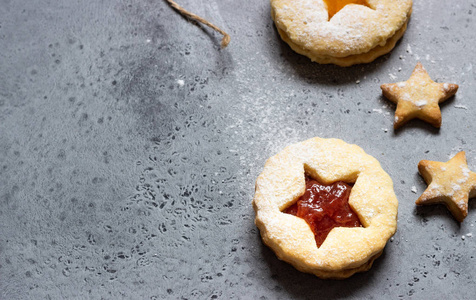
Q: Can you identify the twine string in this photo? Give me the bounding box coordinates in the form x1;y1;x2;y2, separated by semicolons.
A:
165;0;230;48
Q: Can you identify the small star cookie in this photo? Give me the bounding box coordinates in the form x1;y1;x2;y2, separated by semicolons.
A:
381;62;458;129
417;151;476;222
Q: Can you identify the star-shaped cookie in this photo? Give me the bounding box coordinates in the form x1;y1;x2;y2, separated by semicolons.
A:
381;62;458;129
417;151;476;222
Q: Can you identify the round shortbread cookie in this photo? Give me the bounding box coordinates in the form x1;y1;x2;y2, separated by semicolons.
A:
276;21;407;67
253;137;398;279
271;0;412;65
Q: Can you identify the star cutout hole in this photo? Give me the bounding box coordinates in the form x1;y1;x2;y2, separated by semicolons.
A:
282;167;363;248
323;0;372;20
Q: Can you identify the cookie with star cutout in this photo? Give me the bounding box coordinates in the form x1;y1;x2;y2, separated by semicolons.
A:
381;62;459;129
271;0;413;66
253;137;398;279
417;151;476;222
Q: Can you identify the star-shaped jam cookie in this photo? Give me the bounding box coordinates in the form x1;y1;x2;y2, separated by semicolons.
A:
417;151;476;222
381;62;458;129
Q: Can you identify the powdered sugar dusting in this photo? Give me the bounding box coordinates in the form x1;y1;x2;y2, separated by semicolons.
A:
414;100;427;107
428;184;443;196
372;108;383;114
461;165;470;178
397;82;406;88
274;0;412;57
401;93;411;102
451;183;461;193
449;147;464;159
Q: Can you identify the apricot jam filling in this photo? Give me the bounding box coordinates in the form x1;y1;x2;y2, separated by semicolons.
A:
284;176;362;248
323;0;371;20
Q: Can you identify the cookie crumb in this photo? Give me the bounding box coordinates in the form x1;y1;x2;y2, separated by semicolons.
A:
177;79;185;87
411;186;417;193
373;108;383;114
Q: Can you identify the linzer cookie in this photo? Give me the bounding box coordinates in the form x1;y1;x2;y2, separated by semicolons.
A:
381;63;459;129
271;0;413;66
417;151;476;222
253;137;398;279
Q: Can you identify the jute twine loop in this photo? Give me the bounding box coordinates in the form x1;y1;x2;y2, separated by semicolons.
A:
165;0;230;48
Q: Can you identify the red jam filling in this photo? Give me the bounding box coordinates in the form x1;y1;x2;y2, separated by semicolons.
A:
284;176;362;248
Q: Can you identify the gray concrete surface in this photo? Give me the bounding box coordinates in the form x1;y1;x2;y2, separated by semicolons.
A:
1;0;476;299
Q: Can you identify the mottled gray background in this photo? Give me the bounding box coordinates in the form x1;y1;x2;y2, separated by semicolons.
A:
1;0;476;299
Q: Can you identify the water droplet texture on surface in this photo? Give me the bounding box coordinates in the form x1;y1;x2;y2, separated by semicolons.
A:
1;0;476;299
